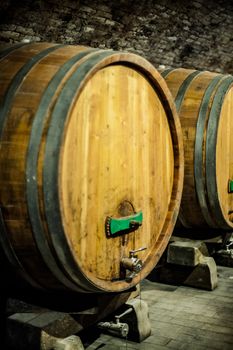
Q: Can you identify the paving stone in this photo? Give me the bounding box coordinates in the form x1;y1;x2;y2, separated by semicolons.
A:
167;241;209;266
85;267;233;349
144;335;172;346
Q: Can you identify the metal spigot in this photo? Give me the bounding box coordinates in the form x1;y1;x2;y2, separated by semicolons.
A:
121;247;147;282
97;308;133;338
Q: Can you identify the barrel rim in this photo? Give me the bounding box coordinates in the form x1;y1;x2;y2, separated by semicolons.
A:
43;48;184;292
206;76;233;230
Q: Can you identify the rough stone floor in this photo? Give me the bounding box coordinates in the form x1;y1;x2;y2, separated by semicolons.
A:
85;266;233;349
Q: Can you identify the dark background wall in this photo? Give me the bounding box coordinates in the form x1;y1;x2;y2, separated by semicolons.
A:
0;0;232;73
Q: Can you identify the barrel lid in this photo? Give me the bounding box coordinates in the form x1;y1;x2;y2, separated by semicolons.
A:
215;83;233;228
43;52;183;292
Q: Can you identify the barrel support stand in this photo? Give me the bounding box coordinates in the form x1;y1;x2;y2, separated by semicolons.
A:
6;311;84;350
148;240;218;291
5;286;143;349
97;298;151;343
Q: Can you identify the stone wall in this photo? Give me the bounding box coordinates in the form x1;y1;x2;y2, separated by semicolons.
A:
0;0;233;73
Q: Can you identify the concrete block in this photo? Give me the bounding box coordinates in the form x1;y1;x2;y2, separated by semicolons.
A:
6;311;82;349
54;335;84;350
184;256;218;291
156;256;218;291
41;332;84;350
125;299;151;342
98;299;151;343
167;241;209;266
214;249;233;267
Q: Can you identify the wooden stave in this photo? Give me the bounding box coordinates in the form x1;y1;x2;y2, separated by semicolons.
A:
0;43;28;60
0;43;64;290
194;74;225;228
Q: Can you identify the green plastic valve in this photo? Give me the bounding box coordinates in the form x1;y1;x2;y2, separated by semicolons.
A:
228;180;233;193
106;211;143;236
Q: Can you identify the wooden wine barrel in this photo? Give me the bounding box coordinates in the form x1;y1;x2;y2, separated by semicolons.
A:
162;68;233;230
0;43;183;293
